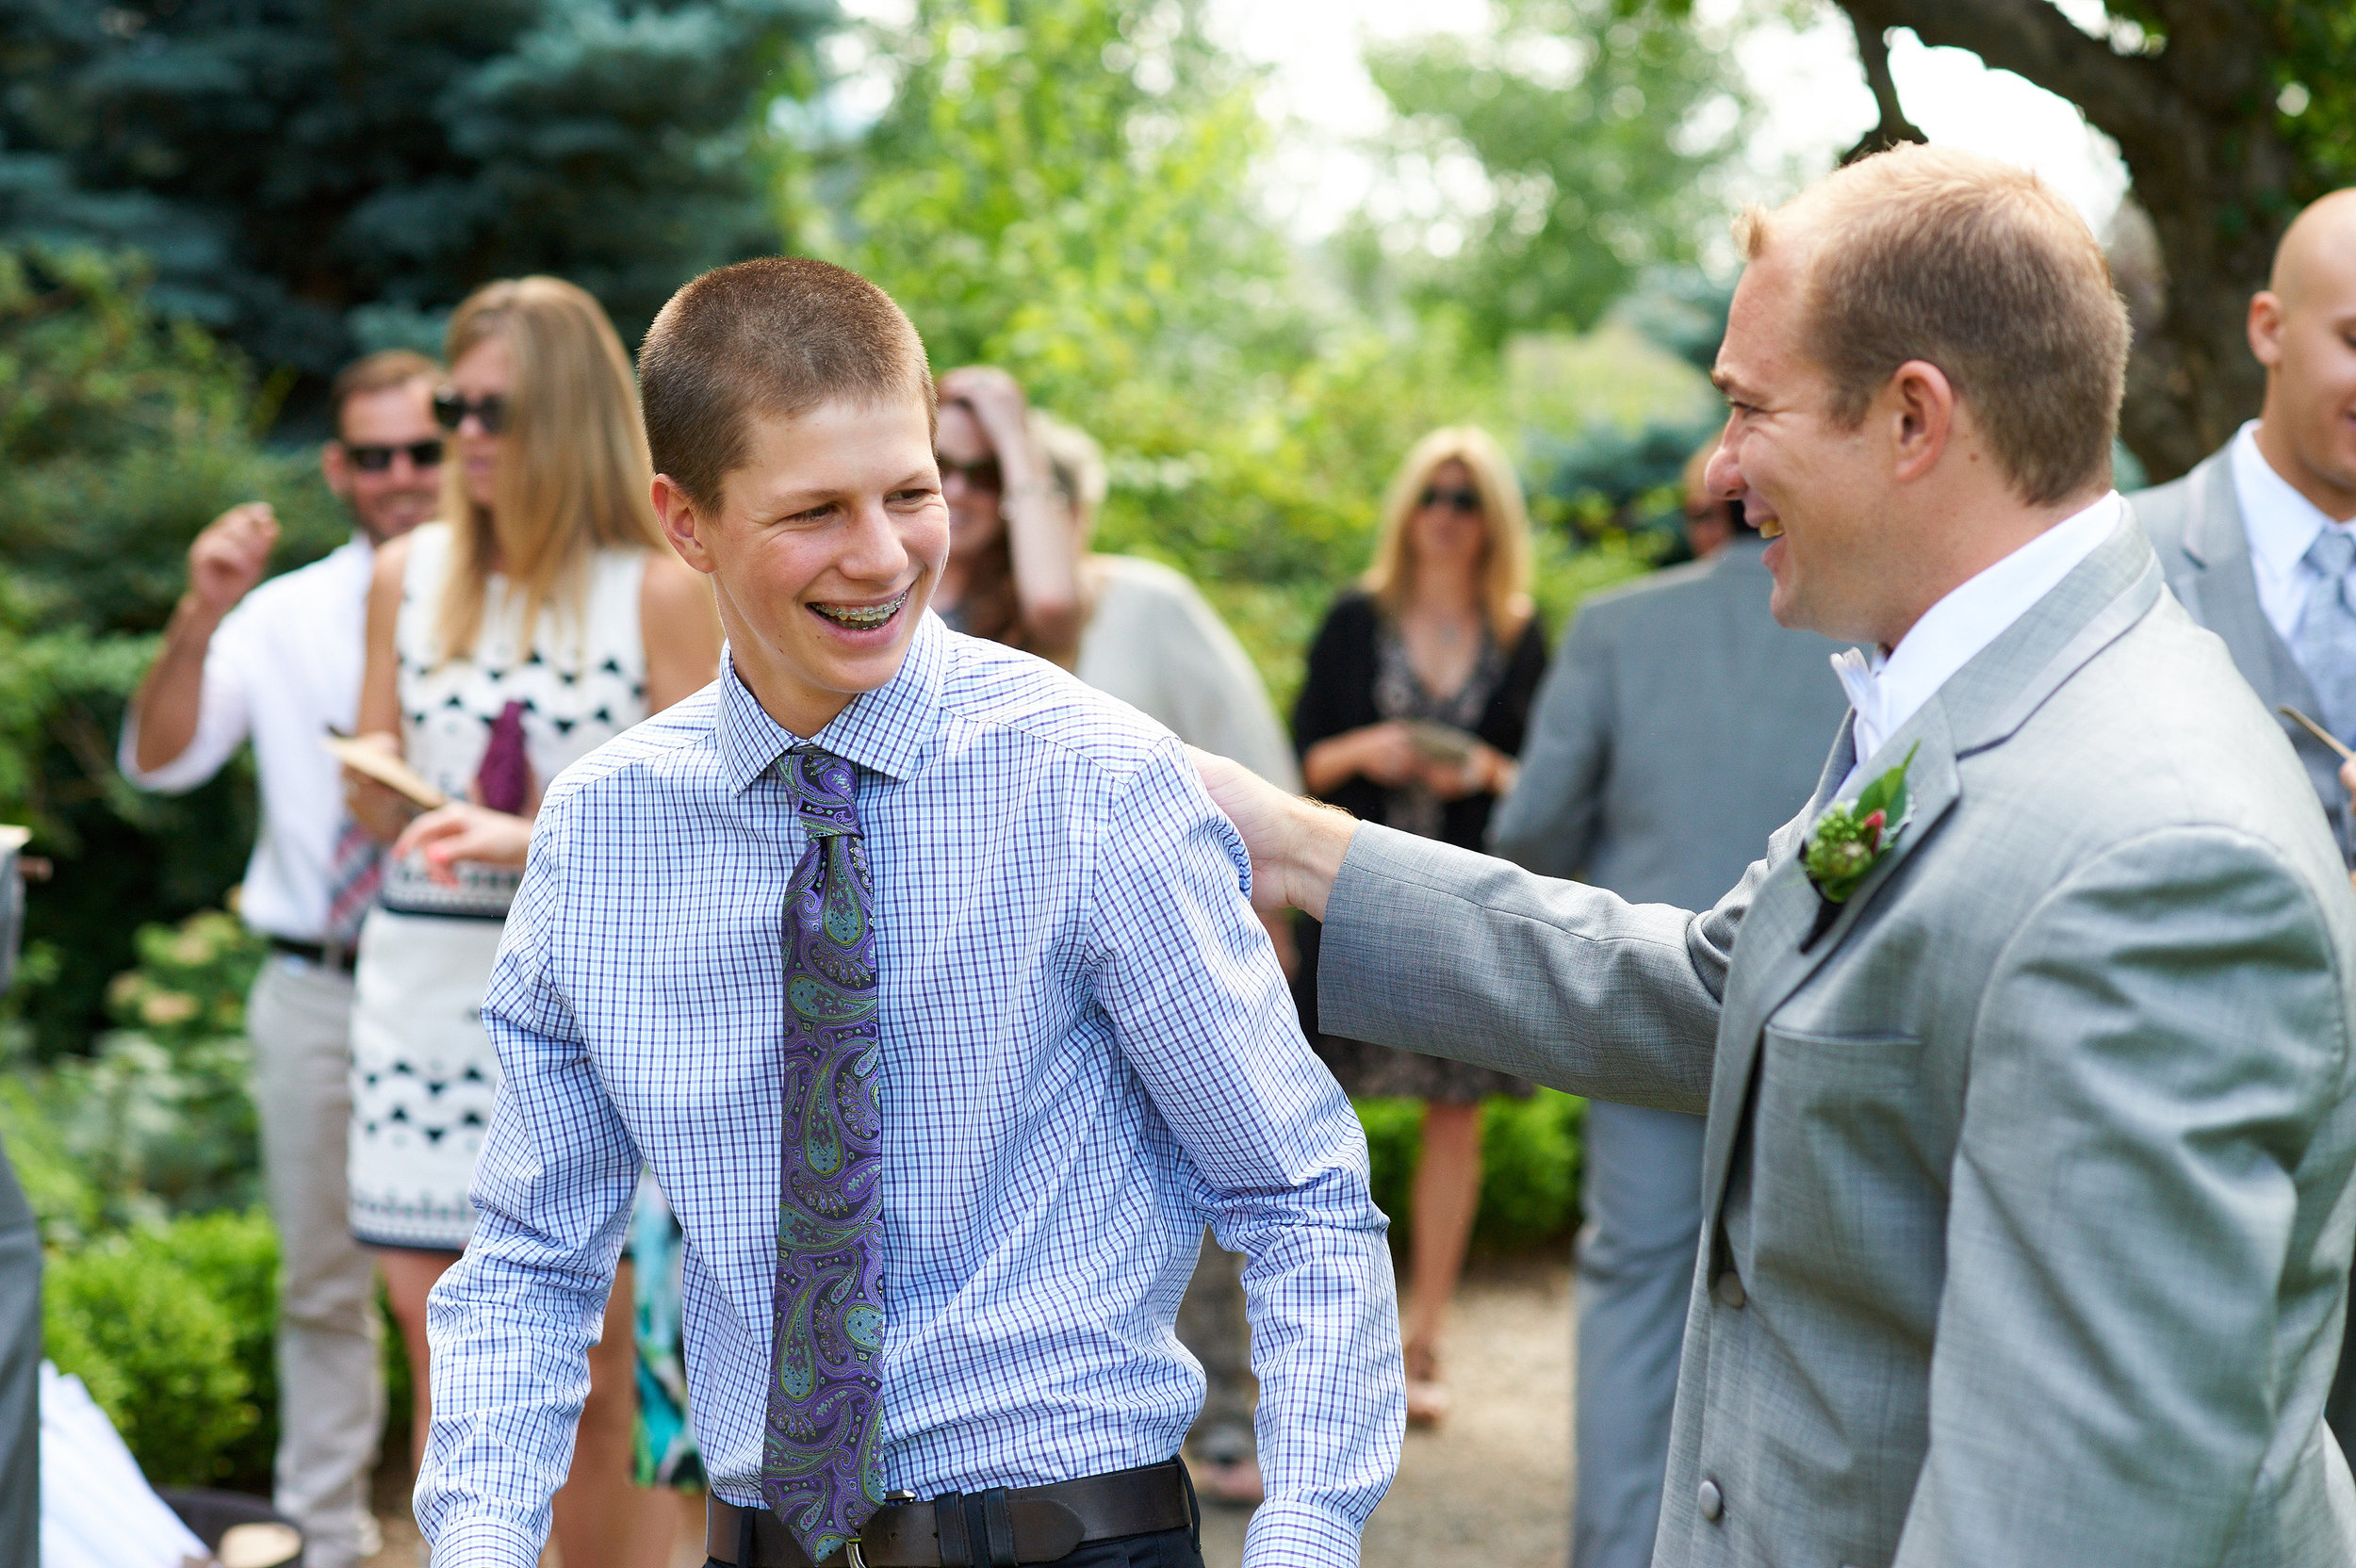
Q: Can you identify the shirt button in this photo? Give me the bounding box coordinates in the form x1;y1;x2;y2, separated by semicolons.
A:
1697;1478;1724;1523
1714;1270;1746;1309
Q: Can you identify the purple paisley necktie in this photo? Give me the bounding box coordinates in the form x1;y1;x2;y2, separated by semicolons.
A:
761;746;888;1560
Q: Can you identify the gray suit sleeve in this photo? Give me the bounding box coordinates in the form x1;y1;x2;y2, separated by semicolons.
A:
1317;822;1781;1112
1489;613;1611;875
1897;827;2349;1567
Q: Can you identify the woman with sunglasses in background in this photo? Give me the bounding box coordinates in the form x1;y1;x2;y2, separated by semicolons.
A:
1290;426;1549;1429
338;276;720;1568
927;365;1088;658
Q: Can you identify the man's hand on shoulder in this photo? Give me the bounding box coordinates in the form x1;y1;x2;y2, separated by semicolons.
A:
185;501;278;623
1189;745;1355;922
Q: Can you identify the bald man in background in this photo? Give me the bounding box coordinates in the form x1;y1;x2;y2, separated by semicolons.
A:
2130;187;2356;1450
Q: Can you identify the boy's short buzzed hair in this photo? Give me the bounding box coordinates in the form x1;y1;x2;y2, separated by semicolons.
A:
639;257;935;508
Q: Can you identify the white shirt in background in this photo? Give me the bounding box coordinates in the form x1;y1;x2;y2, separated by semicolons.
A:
117;535;375;943
1072;554;1302;792
1831;492;2124;797
2231;418;2356;645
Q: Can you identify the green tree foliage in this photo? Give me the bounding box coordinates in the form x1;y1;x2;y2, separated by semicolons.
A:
0;908;266;1235
0;246;337;1054
820;0;1661;706
1814;0;2356;479
1356;0;1749;346
0;0;830;415
833;0;1285;395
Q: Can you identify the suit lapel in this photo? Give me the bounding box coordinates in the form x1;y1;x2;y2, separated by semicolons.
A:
1699;710;1962;1217
2176;455;2323;715
1697;516;2166;1231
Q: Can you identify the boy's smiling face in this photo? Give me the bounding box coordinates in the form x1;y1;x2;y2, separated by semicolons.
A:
655;395;948;738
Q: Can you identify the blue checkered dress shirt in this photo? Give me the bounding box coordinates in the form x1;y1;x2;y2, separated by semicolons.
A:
417;613;1402;1568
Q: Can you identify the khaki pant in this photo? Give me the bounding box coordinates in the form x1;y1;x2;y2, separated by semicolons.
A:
247;956;384;1568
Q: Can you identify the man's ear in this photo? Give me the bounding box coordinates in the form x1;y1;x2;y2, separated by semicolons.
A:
2249;290;2286;371
1887;359;1956;484
320;440;352;501
652;474;719;576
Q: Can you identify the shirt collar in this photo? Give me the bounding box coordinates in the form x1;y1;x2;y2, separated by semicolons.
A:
714;612;948;793
2233;419;2346;583
1830;491;2123;781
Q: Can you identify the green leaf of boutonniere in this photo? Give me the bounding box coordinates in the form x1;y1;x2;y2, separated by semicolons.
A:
1804;741;1920;904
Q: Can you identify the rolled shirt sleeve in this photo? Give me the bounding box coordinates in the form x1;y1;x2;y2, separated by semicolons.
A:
1088;740;1402;1568
117;603;259;793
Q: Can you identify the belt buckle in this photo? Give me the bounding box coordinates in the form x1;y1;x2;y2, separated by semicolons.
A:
844;1542;867;1568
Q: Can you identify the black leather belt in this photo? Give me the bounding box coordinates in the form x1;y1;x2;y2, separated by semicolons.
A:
268;936;356;974
707;1459;1194;1568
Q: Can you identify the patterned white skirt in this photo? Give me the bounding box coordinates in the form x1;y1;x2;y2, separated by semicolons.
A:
347;906;505;1250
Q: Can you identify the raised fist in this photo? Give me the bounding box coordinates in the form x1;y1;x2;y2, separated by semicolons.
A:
187;501;279;618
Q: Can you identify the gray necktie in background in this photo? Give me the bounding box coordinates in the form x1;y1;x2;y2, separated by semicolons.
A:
2295;530;2356;746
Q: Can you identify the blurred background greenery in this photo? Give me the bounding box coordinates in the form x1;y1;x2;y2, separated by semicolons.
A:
4;0;2346;1492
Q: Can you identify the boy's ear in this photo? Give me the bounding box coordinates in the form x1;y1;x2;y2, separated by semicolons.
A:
652;474;719;576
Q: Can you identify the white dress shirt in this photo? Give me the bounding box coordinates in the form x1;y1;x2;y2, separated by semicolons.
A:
118;536;375;942
2231;419;2356;645
1831;493;2123;796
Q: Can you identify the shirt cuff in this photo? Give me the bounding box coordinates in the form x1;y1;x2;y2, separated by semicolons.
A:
423;1514;544;1568
116;710;221;793
1240;1498;1363;1568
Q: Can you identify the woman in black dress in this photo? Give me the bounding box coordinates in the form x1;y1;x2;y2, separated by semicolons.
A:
1293;425;1549;1426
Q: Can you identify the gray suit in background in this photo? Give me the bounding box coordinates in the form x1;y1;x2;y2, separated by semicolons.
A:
2132;451;2353;858
0;1135;34;1565
1488;535;1848;1568
2133;449;2356;1450
1319;518;2356;1565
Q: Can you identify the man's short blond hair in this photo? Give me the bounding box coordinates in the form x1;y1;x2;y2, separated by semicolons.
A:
1738;144;2129;507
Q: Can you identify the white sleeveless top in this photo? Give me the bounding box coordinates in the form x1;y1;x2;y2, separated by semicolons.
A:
384;521;648;917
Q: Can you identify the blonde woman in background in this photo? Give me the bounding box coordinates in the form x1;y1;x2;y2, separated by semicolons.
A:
1290;427;1549;1427
340;276;719;1566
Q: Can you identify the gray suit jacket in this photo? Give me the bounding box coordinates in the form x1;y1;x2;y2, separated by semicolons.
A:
1320;518;2356;1566
1488;537;1851;906
2131;448;2353;863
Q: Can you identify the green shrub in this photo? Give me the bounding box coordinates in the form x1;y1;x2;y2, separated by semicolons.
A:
0;245;344;1061
42;1208;280;1490
44;1226;259;1486
5;908;270;1232
165;1209;282;1490
1475;1090;1585;1250
1354;1088;1586;1255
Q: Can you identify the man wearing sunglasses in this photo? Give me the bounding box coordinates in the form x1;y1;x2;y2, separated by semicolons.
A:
117;348;443;1568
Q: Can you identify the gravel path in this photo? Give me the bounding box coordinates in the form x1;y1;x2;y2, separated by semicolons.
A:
368;1258;1578;1568
1201;1257;1574;1568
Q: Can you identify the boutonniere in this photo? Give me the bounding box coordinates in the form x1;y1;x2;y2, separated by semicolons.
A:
1804;742;1920;905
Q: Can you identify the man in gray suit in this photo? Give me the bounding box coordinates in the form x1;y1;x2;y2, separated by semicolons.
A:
1198;144;2356;1566
1491;445;1849;1568
2130;187;2356;1450
2133;189;2356;859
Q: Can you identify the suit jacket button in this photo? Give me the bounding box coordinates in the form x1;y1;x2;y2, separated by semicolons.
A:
1697;1478;1724;1522
1714;1270;1746;1309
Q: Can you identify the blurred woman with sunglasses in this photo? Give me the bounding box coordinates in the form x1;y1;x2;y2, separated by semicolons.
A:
338;276;719;1567
928;365;1088;658
1290;426;1549;1428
